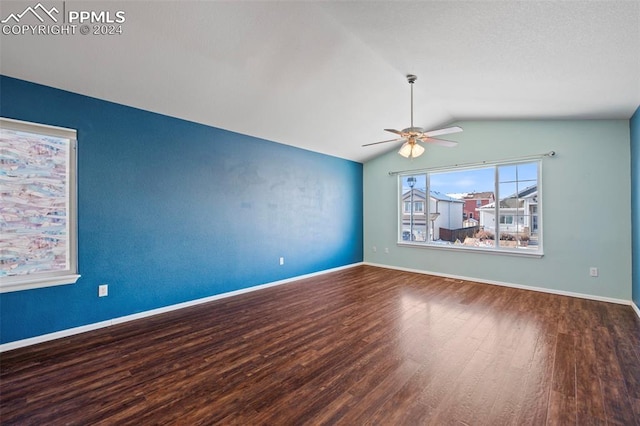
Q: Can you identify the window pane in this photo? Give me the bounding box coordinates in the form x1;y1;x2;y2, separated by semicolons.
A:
1;128;71;277
429;167;492;245
497;162;539;250
401;175;427;241
398;159;541;254
0;118;79;292
429;167;494;195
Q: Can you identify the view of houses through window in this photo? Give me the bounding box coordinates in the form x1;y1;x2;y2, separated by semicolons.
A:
400;161;540;253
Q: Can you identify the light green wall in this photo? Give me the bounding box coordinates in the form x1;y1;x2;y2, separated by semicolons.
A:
364;120;632;300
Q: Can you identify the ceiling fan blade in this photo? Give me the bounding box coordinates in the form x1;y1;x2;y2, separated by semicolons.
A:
384;128;404;136
362;137;406;147
423;126;463;138
419;137;458;147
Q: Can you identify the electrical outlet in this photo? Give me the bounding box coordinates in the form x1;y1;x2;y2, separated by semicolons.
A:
372;246;377;252
98;284;108;297
589;267;598;277
279;257;285;266
384;247;389;254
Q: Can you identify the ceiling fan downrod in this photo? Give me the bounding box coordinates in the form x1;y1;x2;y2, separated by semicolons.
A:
407;74;417;129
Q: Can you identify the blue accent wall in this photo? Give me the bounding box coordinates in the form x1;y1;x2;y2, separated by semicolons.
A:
0;76;363;344
632;106;640;310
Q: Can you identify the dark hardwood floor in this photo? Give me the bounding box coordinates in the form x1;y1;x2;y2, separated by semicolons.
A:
2;265;640;425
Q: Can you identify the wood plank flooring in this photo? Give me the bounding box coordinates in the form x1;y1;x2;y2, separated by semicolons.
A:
2;265;639;425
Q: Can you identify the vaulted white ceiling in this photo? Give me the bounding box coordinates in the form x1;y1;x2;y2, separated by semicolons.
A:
1;1;639;162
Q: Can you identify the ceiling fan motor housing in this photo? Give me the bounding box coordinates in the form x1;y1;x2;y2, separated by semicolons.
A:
402;127;425;134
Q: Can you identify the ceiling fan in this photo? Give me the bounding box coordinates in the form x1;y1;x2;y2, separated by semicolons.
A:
363;74;462;159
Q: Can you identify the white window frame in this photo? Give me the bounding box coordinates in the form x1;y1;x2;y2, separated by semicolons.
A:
397;159;543;257
0;117;80;293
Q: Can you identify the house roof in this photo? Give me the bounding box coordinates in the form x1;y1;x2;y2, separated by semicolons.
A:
431;191;464;203
478;184;537;209
462;192;495;200
515;185;537;199
403;189;464;203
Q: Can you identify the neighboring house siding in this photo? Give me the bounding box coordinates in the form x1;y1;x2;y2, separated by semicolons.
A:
462;192;494;220
479;186;538;236
402;189;463;241
431;198;464;233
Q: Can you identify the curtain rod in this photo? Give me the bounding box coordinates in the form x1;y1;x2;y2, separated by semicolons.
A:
388;151;556;176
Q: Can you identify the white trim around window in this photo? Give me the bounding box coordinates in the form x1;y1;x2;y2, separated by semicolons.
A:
0;117;80;293
397;159;543;257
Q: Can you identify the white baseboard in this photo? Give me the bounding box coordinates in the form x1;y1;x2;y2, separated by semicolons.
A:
364;262;633;306
632;301;640;320
0;263;363;353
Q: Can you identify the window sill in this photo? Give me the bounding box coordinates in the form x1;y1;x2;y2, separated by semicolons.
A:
0;274;81;293
397;242;543;258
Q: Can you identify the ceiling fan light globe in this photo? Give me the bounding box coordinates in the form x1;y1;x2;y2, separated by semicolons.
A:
411;143;425;158
398;142;412;158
